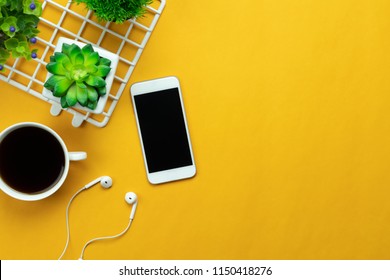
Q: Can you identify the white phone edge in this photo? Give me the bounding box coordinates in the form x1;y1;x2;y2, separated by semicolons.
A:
130;76;196;184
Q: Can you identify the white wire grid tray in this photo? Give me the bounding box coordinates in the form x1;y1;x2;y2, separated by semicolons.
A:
0;0;165;127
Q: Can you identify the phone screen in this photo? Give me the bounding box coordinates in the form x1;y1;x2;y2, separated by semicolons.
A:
134;88;193;173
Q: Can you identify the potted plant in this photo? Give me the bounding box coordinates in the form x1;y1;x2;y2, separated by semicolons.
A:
0;0;42;71
74;0;152;24
43;37;119;114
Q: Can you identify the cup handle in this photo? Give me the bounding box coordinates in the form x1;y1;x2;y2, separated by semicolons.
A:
68;152;87;161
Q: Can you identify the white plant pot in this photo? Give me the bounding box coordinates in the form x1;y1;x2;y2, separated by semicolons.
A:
42;37;119;115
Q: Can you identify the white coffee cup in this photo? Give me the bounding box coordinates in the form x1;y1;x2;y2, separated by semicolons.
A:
0;122;86;201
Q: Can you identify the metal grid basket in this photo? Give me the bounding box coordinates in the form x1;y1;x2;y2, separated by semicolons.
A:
0;0;165;127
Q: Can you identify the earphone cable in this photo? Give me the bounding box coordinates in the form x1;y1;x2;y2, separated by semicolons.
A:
58;187;86;260
79;218;133;260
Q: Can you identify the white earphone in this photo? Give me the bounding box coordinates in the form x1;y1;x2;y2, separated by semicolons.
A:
125;192;138;220
58;176;138;260
84;176;113;189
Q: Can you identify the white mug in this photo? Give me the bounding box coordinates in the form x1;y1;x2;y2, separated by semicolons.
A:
0;122;86;201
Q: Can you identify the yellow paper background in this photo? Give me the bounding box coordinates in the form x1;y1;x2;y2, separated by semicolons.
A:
1;0;390;259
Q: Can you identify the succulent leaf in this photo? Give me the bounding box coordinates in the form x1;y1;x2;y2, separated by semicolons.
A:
44;75;67;91
62;59;73;71
54;52;72;71
53;77;73;97
87;100;98;110
99;57;111;67
95;65;111;78
76;82;87;89
97;86;106;96
81;44;94;58
61;43;71;56
84;52;99;66
60;96;69;108
86;85;98;102
65;72;72;80
85;75;106;87
46;62;67;75
68;44;82;65
74;52;84;65
86;65;98;74
71;65;89;81
66;84;78;106
76;84;88;106
53;52;67;62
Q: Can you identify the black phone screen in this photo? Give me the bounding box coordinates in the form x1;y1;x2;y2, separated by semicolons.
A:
134;88;193;173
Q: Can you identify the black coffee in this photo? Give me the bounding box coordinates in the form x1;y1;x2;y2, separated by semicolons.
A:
0;126;65;194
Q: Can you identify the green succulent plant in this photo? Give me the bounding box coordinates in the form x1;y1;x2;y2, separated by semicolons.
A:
0;0;42;71
44;43;112;110
74;0;152;24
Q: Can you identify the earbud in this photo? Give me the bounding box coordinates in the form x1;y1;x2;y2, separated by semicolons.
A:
84;176;113;189
77;192;139;260
125;192;138;220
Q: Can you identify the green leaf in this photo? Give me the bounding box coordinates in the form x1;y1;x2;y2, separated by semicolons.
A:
76;84;88;106
86;85;98;102
76;82;87;89
0;48;10;63
22;26;39;38
80;0;152;23
66;84;78;106
17;14;39;29
15;46;25;53
4;38;18;49
70;65;89;81
97;86;106;96
10;0;22;11
8;39;30;59
86;65;98;74
1;16;19;37
61;43;72;56
74;52;84;65
16;16;25;30
84;52;99;66
85;75;106;87
23;0;42;17
0;16;20;38
68;44;82;65
14;33;28;42
46;62;67;75
60;96;69;108
44;75;65;90
95;65;111;78
54;52;72;71
81;44;94;59
63;59;73;71
1;22;9;30
54;52;67;63
87;100;98;110
98;57;111;67
53;77;74;97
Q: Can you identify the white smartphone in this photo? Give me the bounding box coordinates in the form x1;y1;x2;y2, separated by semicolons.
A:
130;76;196;184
